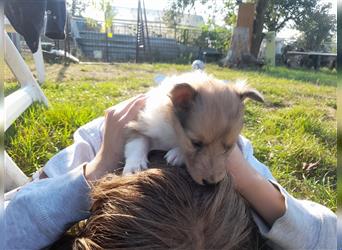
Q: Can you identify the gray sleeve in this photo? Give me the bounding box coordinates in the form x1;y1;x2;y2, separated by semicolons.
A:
4;165;91;250
43;117;104;177
239;136;336;249
252;181;336;249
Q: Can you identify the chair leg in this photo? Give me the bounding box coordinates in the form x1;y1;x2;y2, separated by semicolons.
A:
4;31;48;106
33;39;46;84
5;151;29;193
5;86;36;131
3;11;49;192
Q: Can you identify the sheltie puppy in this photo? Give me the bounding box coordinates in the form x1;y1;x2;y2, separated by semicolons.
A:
123;71;263;185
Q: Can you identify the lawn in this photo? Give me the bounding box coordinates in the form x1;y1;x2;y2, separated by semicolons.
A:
5;62;336;211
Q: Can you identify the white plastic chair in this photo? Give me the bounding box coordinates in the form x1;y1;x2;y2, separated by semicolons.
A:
3;11;49;192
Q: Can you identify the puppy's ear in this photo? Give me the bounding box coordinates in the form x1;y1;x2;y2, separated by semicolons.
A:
239;88;264;102
169;83;197;126
169;83;197;110
233;81;264;103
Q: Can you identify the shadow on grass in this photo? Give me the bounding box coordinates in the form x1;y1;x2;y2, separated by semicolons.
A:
4;83;20;97
56;64;70;82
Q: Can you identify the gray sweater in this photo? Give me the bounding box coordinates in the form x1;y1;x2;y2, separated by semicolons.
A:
4;117;337;249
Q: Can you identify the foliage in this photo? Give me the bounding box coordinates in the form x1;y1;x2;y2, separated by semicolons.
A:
196;24;232;53
222;0;238;27
264;0;318;32
66;0;88;17
162;0;197;27
162;0;267;56
79;0;116;33
164;0;336;56
163;1;232;53
84;17;102;32
102;1;116;32
165;0;202;13
293;3;336;51
163;0;235;27
66;0;116;34
4;62;336;211
162;9;182;28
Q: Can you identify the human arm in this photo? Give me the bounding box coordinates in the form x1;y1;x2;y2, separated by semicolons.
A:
227;144;285;227
227;136;337;249
85;94;146;181
4;95;146;249
5;165;91;249
39;116;105;178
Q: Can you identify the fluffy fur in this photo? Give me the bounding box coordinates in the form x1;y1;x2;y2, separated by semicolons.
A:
124;71;263;185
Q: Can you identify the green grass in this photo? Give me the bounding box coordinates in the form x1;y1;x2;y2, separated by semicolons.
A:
5;63;336;211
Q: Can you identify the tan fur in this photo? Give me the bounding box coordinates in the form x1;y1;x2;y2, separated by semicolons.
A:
169;78;245;184
125;71;263;185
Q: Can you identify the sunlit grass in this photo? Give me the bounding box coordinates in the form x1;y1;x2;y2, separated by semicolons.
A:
5;62;336;210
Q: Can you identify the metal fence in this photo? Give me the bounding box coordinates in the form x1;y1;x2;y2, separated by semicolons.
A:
67;17;220;63
13;16;222;64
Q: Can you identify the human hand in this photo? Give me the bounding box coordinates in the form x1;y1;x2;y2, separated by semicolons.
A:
85;95;146;182
225;144;247;191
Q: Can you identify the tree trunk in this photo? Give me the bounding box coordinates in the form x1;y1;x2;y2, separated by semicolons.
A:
251;0;269;58
225;27;250;67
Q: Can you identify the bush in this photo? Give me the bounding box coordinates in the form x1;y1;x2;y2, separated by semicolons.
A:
195;24;232;54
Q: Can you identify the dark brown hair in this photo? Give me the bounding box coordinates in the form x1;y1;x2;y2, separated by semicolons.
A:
67;165;263;250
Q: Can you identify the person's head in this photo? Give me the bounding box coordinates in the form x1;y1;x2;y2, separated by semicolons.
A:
68;166;262;250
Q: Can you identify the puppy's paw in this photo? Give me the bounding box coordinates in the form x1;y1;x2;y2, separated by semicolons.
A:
165;147;185;166
123;157;148;175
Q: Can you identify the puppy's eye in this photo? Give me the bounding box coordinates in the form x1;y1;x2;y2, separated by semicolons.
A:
223;143;232;153
192;140;203;151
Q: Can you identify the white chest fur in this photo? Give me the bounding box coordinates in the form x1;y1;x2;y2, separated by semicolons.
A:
123;80;184;175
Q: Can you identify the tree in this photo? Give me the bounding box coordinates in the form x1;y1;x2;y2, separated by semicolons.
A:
66;0;88;17
264;0;318;32
163;0;270;57
196;23;232;53
163;0;335;58
102;0;115;33
84;0;116;33
250;0;269;57
247;0;321;57
294;3;336;51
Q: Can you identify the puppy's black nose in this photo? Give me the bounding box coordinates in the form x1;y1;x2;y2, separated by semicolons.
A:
202;179;216;186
